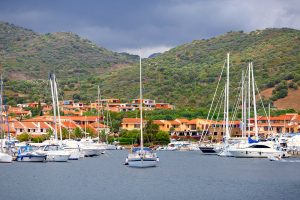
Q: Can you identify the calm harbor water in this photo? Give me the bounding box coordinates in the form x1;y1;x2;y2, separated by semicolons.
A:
1;151;300;200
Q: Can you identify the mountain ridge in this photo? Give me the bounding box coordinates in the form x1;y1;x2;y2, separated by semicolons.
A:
1;22;300;111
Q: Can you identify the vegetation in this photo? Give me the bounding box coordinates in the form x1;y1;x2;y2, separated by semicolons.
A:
1;22;300;111
16;133;31;142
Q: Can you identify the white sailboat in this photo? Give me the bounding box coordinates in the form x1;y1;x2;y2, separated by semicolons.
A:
39;74;70;162
0;75;12;163
218;53;233;157
125;53;159;168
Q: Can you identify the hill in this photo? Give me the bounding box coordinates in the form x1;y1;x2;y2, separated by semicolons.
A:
0;22;137;104
99;29;300;110
1;22;300;110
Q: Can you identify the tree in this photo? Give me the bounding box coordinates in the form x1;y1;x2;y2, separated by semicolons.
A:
154;131;170;145
74;127;83;138
17;133;31;142
144;120;159;135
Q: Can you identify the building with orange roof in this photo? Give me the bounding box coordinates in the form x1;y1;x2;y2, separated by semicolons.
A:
153;120;172;132
251;113;300;137
155;103;174;109
13;121;52;136
121;118;147;130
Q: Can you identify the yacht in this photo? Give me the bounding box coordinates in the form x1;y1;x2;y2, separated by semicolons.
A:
38;144;70;162
80;138;105;157
62;139;81;160
228;142;285;158
16;145;46;162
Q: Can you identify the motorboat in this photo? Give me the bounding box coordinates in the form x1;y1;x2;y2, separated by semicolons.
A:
228;142;285;158
199;144;222;155
62;139;81;160
38;144;70;162
80;138;105;157
16;145;46;162
125;147;159;168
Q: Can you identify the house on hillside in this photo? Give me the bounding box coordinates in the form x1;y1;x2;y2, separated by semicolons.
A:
121;118;147;130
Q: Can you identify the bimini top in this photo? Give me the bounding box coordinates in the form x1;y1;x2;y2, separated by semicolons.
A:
132;147;152;152
248;137;259;144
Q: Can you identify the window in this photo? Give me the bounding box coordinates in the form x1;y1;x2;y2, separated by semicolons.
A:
20;129;23;132
134;124;141;128
41;129;43;132
126;124;128;128
214;132;218;136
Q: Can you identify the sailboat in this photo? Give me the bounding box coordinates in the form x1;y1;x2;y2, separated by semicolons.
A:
38;73;70;162
0;75;12;163
124;53;159;168
218;53;233;157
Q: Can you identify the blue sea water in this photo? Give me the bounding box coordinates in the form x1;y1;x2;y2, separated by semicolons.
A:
0;151;300;200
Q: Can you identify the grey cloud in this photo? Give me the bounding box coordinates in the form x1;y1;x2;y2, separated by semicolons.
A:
0;0;300;53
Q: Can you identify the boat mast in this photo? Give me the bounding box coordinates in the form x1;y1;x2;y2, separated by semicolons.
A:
50;74;58;140
225;53;230;142
97;85;100;143
251;62;258;139
53;74;63;143
247;63;251;137
139;53;144;152
243;70;247;138
241;70;244;137
268;103;272;137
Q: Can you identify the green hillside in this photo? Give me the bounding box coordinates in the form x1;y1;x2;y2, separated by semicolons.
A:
0;22;138;104
100;29;300;108
1;21;300;109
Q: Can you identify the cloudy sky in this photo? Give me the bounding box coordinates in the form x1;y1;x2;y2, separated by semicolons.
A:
1;0;300;57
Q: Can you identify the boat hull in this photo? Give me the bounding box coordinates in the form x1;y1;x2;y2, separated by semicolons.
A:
128;159;158;168
81;148;102;157
0;152;12;163
46;154;70;162
199;147;219;155
229;150;284;158
17;155;46;162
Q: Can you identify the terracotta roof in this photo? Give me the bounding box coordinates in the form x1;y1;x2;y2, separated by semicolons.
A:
176;118;190;123
33;122;51;129
153;120;165;125
169;120;181;125
187;119;197;124
61;121;79;129
89;122;109;128
22;116;52;122
253;114;298;121
122;118;145;124
20;122;37;129
60;116;99;121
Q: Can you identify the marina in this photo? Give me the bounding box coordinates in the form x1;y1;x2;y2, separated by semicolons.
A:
1;151;300;200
